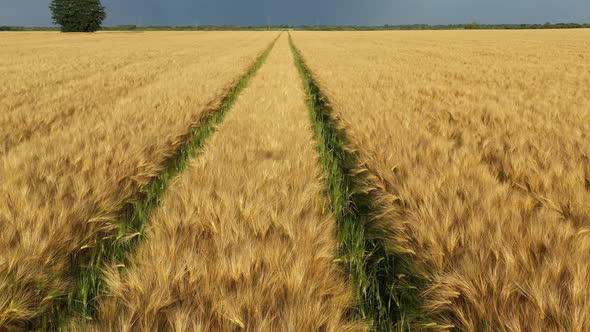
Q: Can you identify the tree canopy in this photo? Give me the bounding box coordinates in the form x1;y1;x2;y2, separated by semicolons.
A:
49;0;106;32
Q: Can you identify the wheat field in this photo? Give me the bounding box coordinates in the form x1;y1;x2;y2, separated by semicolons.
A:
291;30;590;331
0;31;276;328
0;32;274;154
81;34;361;331
1;29;589;331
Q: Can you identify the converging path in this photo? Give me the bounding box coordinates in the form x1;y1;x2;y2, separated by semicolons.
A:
87;34;362;331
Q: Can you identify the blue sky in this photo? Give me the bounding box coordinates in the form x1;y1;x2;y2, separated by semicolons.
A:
1;0;589;26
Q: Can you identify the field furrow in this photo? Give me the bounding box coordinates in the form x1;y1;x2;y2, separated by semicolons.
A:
85;34;361;331
0;31;277;328
290;35;422;331
292;30;590;331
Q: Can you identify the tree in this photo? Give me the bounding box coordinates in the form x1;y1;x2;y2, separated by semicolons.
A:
464;22;481;30
50;0;106;32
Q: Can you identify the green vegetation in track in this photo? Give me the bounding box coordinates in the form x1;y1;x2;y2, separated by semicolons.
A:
31;34;280;331
289;34;424;331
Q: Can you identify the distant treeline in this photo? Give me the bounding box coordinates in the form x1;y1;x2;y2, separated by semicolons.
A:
2;22;589;32
101;22;590;31
102;25;273;31
0;26;58;31
298;22;590;30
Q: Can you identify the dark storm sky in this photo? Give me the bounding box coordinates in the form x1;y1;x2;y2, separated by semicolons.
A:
1;0;589;27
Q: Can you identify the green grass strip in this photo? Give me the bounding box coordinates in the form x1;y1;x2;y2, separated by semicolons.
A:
31;34;280;331
289;34;425;331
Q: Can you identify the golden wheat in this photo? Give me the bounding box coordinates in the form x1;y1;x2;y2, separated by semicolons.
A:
82;34;361;331
0;32;258;155
292;30;590;331
0;31;276;327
